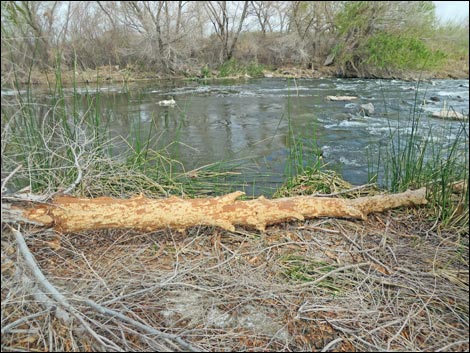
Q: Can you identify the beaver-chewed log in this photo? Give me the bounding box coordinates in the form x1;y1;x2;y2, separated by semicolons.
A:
3;188;428;233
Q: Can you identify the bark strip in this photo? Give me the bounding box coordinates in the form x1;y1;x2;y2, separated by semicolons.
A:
6;188;428;233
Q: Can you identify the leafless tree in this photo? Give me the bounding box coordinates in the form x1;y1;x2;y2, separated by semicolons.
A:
250;1;274;35
1;0;465;79
204;1;249;63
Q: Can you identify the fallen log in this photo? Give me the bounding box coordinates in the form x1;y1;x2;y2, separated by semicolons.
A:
2;188;427;233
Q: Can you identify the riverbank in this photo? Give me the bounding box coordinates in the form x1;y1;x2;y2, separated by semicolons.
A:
3;59;468;87
1;72;468;350
2;169;468;352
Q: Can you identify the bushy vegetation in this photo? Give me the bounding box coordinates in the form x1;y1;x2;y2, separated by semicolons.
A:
218;58;264;78
366;32;447;71
1;1;468;83
332;1;466;77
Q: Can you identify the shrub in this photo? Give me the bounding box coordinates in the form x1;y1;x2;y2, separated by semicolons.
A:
365;32;447;71
218;58;264;78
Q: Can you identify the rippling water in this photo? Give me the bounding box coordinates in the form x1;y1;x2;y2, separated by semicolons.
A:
2;77;468;195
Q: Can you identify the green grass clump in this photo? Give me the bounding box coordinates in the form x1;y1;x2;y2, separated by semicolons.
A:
278;254;342;292
245;61;265;77
1;62;243;199
368;83;469;229
218;58;264;78
198;65;211;79
273;169;355;198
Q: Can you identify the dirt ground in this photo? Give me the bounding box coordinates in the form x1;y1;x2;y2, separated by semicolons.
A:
2;207;468;352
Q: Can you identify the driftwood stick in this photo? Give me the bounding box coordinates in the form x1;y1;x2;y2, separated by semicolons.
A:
10;225;200;351
5;187;428;233
1;309;51;335
1;164;23;194
12;225;75;309
80;298;203;352
11;225;117;350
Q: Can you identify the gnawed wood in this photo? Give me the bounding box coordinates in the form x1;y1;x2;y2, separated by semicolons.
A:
2;188;428;233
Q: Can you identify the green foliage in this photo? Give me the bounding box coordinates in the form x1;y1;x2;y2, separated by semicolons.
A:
200;65;211;78
278;255;342;293
246;61;264;77
332;1;450;76
368;86;469;228
218;58;242;77
365;32;447;71
1;2;22;26
218;58;264;78
335;1;373;36
335;1;436;37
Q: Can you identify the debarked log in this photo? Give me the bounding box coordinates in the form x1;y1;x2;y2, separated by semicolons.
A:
2;188;428;233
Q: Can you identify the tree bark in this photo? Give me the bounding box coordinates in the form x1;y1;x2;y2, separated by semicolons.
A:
2;188;427;233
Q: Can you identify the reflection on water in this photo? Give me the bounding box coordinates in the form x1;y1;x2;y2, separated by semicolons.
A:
2;78;468;195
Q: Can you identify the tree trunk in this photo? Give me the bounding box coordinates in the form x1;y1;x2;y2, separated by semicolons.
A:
226;1;249;61
2;188;427;233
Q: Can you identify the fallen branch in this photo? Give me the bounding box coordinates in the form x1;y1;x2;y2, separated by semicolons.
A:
3;187;428;233
1;309;51;335
10;225;118;350
79;298;203;352
1;164;22;194
9;225;201;352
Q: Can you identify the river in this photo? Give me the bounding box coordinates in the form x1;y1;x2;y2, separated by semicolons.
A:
2;77;468;195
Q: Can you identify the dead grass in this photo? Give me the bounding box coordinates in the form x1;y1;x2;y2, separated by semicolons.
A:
2;206;468;352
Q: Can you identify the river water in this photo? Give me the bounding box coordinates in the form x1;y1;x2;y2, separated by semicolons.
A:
2;77;469;195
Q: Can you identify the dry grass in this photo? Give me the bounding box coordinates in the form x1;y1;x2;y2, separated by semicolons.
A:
2;206;468;352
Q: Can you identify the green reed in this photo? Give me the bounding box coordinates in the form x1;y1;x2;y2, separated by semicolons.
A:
1;64;248;199
284;80;324;182
369;81;468;227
